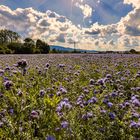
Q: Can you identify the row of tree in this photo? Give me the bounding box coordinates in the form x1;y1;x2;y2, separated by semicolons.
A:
0;29;50;54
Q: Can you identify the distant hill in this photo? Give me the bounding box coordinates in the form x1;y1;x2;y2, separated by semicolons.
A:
50;45;97;53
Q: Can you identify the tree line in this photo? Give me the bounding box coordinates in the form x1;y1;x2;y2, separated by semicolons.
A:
0;29;50;54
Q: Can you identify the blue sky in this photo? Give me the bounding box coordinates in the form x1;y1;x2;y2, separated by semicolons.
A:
0;0;140;51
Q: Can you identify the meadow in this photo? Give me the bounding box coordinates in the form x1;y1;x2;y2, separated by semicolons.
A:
0;54;140;140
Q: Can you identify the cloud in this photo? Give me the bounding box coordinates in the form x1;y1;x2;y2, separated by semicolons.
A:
0;5;80;39
75;3;92;18
0;0;133;25
118;4;140;36
55;33;66;43
117;35;140;50
0;4;140;51
124;0;140;8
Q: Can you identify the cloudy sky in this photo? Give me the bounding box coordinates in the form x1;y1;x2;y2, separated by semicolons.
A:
0;0;140;51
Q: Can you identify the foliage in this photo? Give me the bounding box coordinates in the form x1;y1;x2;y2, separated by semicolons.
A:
0;29;20;44
0;29;50;54
0;54;140;139
36;39;50;54
130;49;137;54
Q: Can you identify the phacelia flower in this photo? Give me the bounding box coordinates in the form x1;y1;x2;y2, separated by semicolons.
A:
61;121;69;128
46;135;56;140
107;102;113;108
109;112;116;120
4;80;13;90
30;110;39;119
17;59;28;68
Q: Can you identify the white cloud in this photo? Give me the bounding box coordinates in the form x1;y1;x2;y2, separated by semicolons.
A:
0;4;140;51
75;3;92;18
124;0;140;8
118;8;140;36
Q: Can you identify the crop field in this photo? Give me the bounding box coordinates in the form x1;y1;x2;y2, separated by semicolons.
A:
0;54;140;140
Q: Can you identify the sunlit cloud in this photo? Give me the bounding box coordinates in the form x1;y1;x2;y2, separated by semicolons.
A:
0;0;140;51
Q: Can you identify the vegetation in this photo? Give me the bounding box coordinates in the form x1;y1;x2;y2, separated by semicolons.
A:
0;54;140;139
0;29;50;54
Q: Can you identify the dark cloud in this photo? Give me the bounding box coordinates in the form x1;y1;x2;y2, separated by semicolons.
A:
125;26;140;36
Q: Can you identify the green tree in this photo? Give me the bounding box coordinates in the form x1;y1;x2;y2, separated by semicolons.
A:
23;37;35;54
36;39;50;54
7;42;23;54
0;29;20;44
130;49;137;54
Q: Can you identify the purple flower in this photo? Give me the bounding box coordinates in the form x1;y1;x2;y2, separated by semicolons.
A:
87;112;93;118
106;74;112;79
83;101;88;106
100;109;106;114
97;79;104;85
55;127;60;132
9;109;14;115
109;112;116;120
61;121;69;128
82;112;93;120
119;104;124;109
17;89;23;96
49;94;54;98
124;102;130;107
131;95;137;100
130;121;137;128
5;66;10;71
136;73;140;78
103;99;109;104
107;102;113;108
56;91;61;96
3;77;9;82
132;113;139;118
135;87;140;92
58;64;65;68
56;98;72;112
83;89;89;94
17;59;28;68
46;135;55;140
4;80;13;90
88;97;97;104
111;92;118;97
132;99;140;107
82;114;88;120
89;79;95;85
46;63;50;68
94;90;99;94
40;90;45;97
0;69;4;76
30;110;39;119
59;87;67;94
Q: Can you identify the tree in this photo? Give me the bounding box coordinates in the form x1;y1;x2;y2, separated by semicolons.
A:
23;38;35;54
130;49;137;54
0;29;20;44
7;42;23;54
24;38;34;44
36;39;50;54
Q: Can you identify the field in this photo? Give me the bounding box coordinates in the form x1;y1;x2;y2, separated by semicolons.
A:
0;54;140;140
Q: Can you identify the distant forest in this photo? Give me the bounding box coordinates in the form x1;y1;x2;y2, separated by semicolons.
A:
0;29;50;54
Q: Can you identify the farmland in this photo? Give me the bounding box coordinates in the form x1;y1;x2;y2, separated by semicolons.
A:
0;54;140;140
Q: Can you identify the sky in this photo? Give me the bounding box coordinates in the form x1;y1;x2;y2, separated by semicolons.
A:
0;0;140;51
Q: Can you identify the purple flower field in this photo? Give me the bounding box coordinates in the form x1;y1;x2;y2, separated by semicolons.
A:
0;54;140;139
